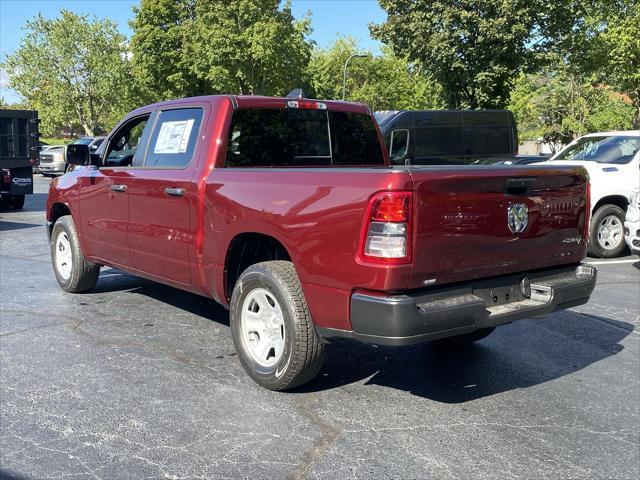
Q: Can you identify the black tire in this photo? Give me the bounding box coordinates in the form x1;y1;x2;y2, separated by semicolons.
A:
50;215;100;293
588;204;627;258
8;195;25;209
434;327;496;346
230;261;325;391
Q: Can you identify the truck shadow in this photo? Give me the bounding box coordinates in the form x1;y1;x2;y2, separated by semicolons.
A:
303;312;634;402
91;269;633;403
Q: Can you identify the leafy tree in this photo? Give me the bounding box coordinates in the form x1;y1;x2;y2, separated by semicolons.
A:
509;69;635;148
130;0;312;102
371;0;593;109
595;3;640;127
2;10;132;136
308;37;443;111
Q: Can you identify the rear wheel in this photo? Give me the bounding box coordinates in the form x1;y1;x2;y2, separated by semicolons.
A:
588;205;626;258
434;327;496;345
8;194;25;209
50;215;100;293
230;261;324;391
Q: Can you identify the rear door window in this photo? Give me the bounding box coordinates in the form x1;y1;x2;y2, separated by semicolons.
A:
225;108;384;167
145;108;203;168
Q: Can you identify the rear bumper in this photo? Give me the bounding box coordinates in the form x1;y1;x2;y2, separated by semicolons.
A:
318;264;597;346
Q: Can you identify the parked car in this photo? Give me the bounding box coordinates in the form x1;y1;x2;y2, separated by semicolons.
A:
48;94;596;390
374;109;518;165
542;131;640;258
624;188;640;257
37;145;66;175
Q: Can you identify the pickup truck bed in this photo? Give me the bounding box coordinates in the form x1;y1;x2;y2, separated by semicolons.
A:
46;94;596;390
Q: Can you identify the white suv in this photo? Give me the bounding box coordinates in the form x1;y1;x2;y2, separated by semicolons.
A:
545;131;640;258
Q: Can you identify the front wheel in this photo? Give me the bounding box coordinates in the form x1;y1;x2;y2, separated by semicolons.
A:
588;205;627;258
230;261;325;391
50;215;100;293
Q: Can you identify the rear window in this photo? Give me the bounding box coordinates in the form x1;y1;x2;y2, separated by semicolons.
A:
225;108;384;167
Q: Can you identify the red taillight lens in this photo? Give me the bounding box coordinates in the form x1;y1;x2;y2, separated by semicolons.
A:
371;195;409;222
359;191;412;264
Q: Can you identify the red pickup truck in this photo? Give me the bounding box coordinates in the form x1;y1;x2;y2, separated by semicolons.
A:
47;94;596;390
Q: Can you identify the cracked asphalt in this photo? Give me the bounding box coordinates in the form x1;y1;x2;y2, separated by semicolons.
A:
1;175;639;479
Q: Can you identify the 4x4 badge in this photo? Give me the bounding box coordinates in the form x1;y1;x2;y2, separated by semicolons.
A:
507;203;528;234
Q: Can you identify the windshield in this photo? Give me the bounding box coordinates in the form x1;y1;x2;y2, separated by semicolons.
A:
554;136;640;164
72;138;94;145
374;111;401;128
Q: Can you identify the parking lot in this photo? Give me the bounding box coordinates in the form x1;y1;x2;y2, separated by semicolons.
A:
1;175;638;479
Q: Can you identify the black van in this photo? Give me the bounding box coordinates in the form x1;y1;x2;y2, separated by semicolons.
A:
374;110;518;165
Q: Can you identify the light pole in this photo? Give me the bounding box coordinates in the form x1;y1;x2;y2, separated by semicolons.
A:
342;53;368;101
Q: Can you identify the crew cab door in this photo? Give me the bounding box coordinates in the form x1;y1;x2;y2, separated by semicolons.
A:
125;106;205;285
78;113;154;267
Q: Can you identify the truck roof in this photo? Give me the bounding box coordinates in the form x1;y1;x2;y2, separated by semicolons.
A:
129;95;372;117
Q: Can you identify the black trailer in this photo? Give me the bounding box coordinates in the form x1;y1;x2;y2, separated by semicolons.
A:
0;109;39;209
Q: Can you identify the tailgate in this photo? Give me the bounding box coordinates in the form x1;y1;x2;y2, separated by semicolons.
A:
409;166;589;289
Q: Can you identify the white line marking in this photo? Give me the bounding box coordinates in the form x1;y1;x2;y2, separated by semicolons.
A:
585;259;638;265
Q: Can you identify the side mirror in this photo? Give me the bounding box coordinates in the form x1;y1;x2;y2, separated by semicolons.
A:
65;144;89;166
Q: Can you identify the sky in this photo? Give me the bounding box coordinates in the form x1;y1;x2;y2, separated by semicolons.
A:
0;0;386;103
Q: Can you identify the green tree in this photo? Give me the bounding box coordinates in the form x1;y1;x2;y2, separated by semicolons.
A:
308;37;443;111
130;0;312;102
596;3;640;127
371;0;592;109
2;10;132;136
509;69;635;148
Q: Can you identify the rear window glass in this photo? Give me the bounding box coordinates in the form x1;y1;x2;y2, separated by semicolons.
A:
145;108;203;168
225;108;384;167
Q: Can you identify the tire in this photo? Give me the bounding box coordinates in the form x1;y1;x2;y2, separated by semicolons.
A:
230;261;325;391
588;205;627;258
434;327;496;346
8;195;25;209
50;215;100;293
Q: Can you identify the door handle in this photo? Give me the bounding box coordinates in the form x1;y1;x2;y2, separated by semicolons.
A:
110;184;127;192
164;187;185;197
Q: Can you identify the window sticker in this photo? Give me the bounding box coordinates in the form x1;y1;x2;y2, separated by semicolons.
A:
153;119;195;154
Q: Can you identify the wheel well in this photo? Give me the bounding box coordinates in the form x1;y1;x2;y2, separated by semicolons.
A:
48;203;71;237
592;195;628;214
224;233;291;301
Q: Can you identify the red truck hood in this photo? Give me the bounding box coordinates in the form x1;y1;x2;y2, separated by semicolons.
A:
407;166;589;289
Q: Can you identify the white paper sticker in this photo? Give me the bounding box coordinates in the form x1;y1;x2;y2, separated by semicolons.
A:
154;119;195;154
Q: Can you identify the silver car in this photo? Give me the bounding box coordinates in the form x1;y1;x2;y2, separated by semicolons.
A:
37;145;66;176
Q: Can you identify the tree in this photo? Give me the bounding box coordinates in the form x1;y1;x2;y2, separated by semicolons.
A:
307;37;443;111
509;69;635;149
371;0;592;109
2;11;132;136
596;3;640;127
130;0;313;102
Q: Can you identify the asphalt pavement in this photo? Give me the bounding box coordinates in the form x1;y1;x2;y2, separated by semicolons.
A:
1;175;639;479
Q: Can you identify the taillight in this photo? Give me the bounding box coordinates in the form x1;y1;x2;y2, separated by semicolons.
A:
583;179;591;242
359;192;412;264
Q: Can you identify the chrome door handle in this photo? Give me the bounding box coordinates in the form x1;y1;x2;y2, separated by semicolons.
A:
110;184;127;192
164;187;185;197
